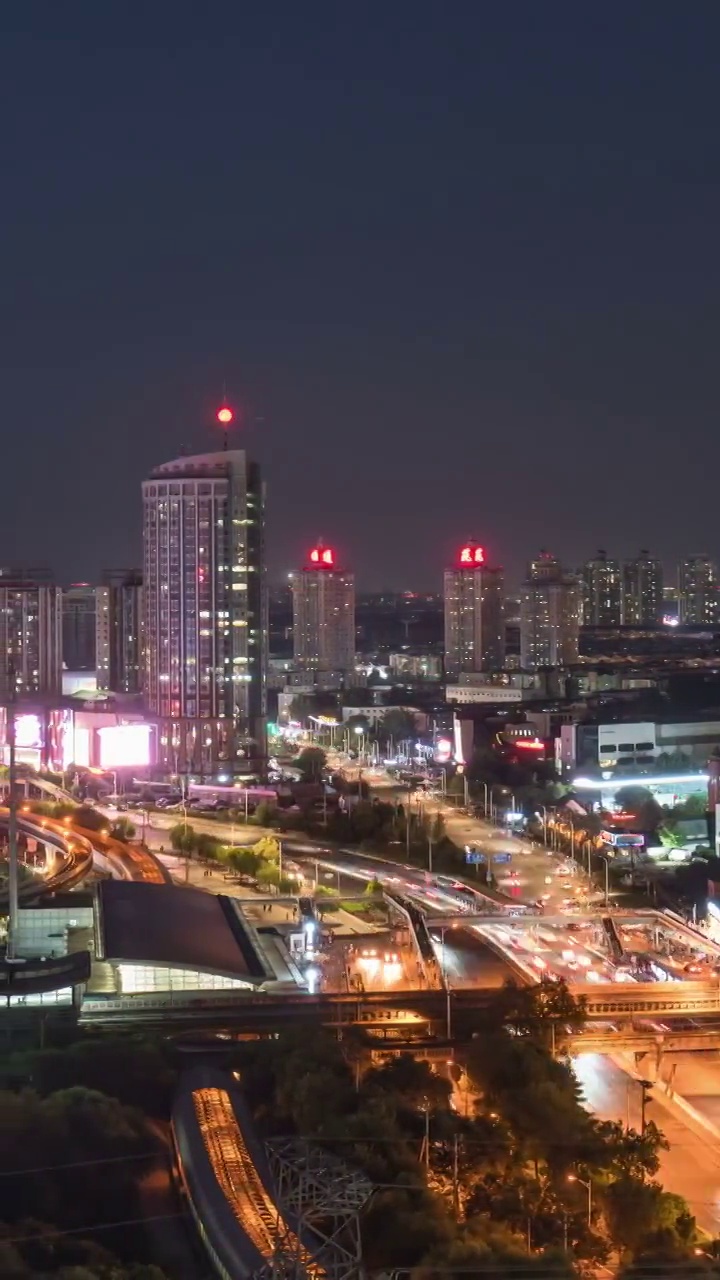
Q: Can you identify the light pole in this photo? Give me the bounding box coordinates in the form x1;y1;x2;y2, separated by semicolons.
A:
478;780;489;817
567;1174;592;1226
601;854;610;907
538;805;548;845
566;814;575;861
438;924;455;1038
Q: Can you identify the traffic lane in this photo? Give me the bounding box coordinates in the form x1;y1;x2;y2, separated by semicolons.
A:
483;920;617;986
574;1052;720;1237
429;924;517;989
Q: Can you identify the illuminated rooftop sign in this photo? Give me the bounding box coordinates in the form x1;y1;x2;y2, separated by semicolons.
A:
309;546;335;568
459;544;485;566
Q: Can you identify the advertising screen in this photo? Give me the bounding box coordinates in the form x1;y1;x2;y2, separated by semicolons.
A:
98;724;152;768
15;715;43;750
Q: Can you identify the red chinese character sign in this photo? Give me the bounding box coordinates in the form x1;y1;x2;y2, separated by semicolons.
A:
459;544;485;566
309;546;335;567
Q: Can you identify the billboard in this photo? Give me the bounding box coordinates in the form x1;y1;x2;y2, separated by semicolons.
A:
98;724;153;768
15;715;42;750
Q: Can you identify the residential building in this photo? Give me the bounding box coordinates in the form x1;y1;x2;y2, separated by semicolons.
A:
678;555;719;626
290;544;355;681
622;551;664;626
520;551;581;669
62;583;96;671
443;541;505;677
96;570;144;696
581;550;623;626
0;575;62;698
142;448;266;774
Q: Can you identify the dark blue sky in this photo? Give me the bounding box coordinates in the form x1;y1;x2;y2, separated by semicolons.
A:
2;2;719;590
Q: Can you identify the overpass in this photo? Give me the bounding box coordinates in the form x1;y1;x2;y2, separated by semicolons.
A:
564;1027;720;1054
79;976;720;1027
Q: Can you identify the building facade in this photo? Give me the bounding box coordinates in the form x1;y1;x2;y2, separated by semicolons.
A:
142;449;266;775
622;551;664;626
96;570;144;696
0;577;62;699
444;542;505;677
62;584;97;672
678;556;719;626
581;550;623;626
520;552;581;669
290;544;355;681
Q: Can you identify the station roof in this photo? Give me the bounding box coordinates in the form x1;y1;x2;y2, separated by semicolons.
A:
97;881;270;983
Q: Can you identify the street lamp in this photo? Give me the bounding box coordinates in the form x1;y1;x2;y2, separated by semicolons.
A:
567;1174;592;1226
599;853;610;907
437;924;457;1038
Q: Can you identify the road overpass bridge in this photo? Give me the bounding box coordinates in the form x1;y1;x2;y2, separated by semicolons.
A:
564;1027;720;1055
78;975;720;1027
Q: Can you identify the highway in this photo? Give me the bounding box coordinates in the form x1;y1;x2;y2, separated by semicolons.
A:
574;1052;720;1236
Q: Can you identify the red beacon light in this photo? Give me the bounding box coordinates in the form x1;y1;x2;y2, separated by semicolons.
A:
459;544;485;566
217;406;234;425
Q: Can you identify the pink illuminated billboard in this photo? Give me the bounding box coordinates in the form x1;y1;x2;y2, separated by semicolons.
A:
98;724;153;769
15;715;43;750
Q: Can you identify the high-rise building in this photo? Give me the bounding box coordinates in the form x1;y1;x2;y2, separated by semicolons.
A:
96;570;144;695
444;541;504;677
291;543;355;680
581;550;623;626
622;551;664;626
62;583;97;671
142;447;266;775
678;555;720;626
0;574;62;698
520;551;581;669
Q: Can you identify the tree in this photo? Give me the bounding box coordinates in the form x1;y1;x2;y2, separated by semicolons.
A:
224;846;262;877
486;977;587;1040
615;786;664;833
168;822;196;855
364;1055;452;1114
295;746;327;782
377;708;418;744
253;800;277;827
73;805;108;833
194;831;221;860
109;817;136;843
604;1176;695;1257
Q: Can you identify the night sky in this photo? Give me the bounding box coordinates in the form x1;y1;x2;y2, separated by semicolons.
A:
2;3;719;591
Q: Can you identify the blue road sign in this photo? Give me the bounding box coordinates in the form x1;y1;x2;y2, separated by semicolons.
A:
492;852;512;864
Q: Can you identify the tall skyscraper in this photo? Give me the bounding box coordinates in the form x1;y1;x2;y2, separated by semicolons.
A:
581;550;623;626
291;543;355;680
142;446;266;775
622;551;663;625
0;573;62;698
62;583;97;671
96;570;144;696
678;555;720;626
520;551;581;669
444;541;504;677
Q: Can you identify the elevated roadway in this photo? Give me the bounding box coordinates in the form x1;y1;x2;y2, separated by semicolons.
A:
79;976;720;1028
0;809;95;906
